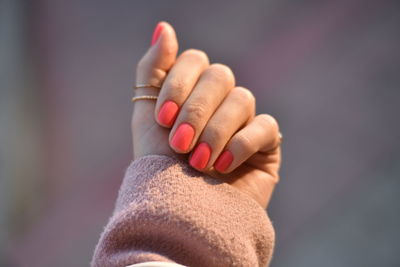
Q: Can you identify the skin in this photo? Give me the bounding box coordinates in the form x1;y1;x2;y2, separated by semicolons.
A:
132;22;281;209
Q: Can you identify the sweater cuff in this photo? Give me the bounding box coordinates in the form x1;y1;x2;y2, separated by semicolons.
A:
92;155;275;267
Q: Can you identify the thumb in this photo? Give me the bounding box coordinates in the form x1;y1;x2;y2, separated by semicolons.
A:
133;21;178;119
132;22;178;158
136;21;178;88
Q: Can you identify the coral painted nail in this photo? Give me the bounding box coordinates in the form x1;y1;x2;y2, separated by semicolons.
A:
151;22;163;46
189;142;212;170
171;123;195;151
214;150;233;172
158;100;179;127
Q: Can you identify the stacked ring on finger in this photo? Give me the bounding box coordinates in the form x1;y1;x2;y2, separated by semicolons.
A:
131;84;161;102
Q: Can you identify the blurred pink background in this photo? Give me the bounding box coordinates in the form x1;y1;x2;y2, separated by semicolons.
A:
1;0;399;266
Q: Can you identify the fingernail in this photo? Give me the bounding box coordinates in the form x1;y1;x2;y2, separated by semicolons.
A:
189;142;212;170
158;100;179;127
171;123;195;151
151;22;163;46
214;150;233;172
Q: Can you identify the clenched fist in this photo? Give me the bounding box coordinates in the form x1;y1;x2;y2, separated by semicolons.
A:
132;22;282;209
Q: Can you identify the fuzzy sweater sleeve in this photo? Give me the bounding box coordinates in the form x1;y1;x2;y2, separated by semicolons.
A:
91;155;275;267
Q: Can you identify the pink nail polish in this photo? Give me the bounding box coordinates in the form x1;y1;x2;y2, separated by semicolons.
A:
151;23;163;46
158;100;179;127
214;150;233;172
189;142;212;170
171;123;195;151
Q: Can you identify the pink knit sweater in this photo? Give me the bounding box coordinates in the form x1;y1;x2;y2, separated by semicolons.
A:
91;154;275;266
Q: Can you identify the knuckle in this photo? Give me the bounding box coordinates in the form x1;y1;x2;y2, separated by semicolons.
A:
184;102;208;121
234;132;255;153
136;59;165;86
204;123;226;141
257;114;279;133
234;87;256;106
181;49;209;65
167;76;186;93
207;63;235;86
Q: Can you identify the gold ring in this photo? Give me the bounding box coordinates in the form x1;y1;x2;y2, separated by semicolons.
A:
134;84;161;90
131;95;158;102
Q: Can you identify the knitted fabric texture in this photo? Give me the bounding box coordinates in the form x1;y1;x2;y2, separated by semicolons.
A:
91;155;275;267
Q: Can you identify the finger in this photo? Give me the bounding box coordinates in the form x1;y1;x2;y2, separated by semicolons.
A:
155;49;209;128
132;21;178;157
133;21;179;117
168;63;235;153
188;87;255;170
136;21;178;89
213;114;281;174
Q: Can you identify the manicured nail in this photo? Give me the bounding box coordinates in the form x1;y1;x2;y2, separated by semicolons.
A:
151;23;163;46
214;150;233;172
189;142;212;170
158;100;179;127
171;123;195;151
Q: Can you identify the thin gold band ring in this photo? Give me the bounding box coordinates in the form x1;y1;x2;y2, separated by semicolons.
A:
131;95;158;102
133;84;161;90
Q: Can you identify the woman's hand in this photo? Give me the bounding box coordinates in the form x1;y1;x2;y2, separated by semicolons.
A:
132;22;281;209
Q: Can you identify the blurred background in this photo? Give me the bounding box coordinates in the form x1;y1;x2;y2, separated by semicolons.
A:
1;0;399;266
